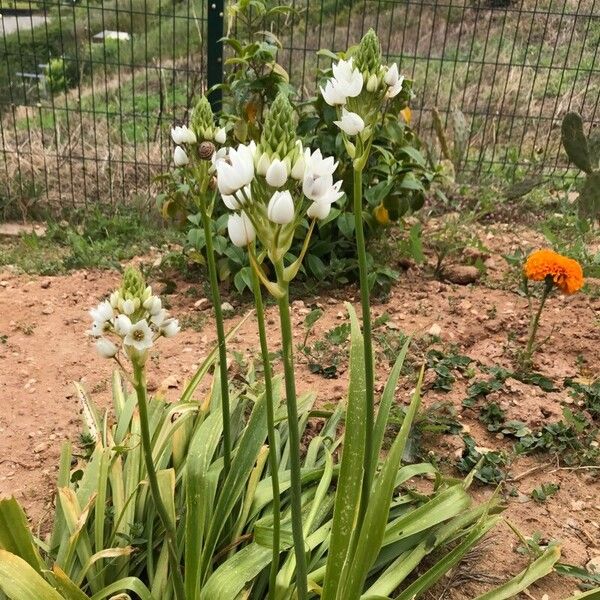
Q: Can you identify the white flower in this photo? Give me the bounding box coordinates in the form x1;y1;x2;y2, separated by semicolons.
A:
122;299;137;315
303;173;333;201
386;74;405;99
90;300;114;325
171;125;196;145
216;144;255;195
161;319;180;338
143;295;162;316
334;109;365;136
267;190;295;225
96;338;118;358
331;58;363;97
151;309;168;327
214;128;227;144
304;148;338;178
227;213;256;247
173;146;189;167
384;63;399;86
222;184;250;210
320;79;347;106
124;319;154;353
266;159;288;188
114;314;132;336
306;180;344;220
256;152;271;176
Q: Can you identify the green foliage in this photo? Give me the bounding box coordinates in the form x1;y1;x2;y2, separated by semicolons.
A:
45;58;69;94
560;112;600;222
425;349;472;391
565;378;600;419
530;483;560;503
457;435;508;484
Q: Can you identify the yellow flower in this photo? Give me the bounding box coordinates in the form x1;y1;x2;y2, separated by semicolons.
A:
373;203;390;225
524;249;584;294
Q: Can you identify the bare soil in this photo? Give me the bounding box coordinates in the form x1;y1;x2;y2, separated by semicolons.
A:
0;222;598;599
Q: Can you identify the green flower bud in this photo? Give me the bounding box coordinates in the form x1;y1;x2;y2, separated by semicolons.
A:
190;96;215;141
366;72;379;92
120;266;147;302
354;29;382;79
260;92;297;160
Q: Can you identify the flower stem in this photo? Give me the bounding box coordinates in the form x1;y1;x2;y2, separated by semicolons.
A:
250;260;281;600
200;200;232;475
352;164;375;513
522;279;553;370
274;259;308;600
133;362;186;600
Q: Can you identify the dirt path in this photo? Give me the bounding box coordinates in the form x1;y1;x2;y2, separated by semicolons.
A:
0;228;598;598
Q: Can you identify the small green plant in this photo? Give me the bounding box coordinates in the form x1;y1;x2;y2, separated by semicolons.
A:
457;435;508;484
561;112;600;222
530;483;560;503
45;57;68;94
426;348;472;391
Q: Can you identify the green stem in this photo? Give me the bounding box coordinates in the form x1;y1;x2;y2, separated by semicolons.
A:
133;362;186;600
200;199;232;475
522;279;553;370
274;259;308;600
250;260;281;600
353;165;375;512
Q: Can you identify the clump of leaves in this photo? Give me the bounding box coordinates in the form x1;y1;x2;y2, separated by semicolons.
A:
530;483;560;503
426;348;472;391
457;435;508;484
479;402;506;432
565;378;600;419
515;407;599;465
372;314;412;366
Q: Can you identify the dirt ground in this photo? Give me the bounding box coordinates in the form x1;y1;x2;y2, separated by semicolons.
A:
0;221;598;599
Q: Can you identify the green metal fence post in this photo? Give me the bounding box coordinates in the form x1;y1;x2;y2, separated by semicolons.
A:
207;0;224;112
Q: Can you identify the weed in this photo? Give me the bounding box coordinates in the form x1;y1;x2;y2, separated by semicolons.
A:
457;435;508;485
479;402;506;432
426;348;472;392
565;378;600;419
530;483;560;503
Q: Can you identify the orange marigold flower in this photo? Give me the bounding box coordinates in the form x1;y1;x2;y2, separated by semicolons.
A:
524;248;584;294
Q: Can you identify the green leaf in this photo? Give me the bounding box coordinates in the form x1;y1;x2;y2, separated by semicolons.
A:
89;577;155;600
321;303;366;600
474;546;561;600
0;499;44;573
199;545;272;600
342;370;423;598
0;550;63;600
370;338;411;478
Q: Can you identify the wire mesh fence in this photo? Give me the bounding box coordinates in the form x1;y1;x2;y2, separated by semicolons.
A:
0;0;598;217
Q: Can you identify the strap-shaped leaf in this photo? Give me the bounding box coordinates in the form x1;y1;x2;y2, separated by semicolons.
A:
322;303;366;600
474;545;561;600
0;550;63;600
341;369;423;598
0;499;44;573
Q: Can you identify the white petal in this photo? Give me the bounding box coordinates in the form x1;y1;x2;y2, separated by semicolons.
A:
214;128;226;144
173;146;189;167
114;314;132;336
96;338;118;358
265;159;288;188
227;213;256;247
267;190;295;225
307;200;332;220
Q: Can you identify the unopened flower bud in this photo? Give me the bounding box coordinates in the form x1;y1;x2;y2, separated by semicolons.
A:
227;212;256;247
96;338;118;359
214;128;226;144
334;109;365;136
267;190;295;225
122;299;137;315
199;141;216;160
291;152;306;180
174;146;189;167
256;152;271;176
266;159;288;187
143;295;162;315
384;63;399;86
115;314;133;336
366;73;379;92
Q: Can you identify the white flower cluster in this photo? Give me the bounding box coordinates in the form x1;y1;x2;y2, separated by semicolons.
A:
212;141;344;248
88;287;180;360
170;124;227;167
320;58;405;136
